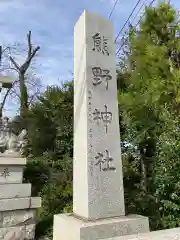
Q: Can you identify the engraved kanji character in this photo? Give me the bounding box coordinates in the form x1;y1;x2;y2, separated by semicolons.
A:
92;67;102;86
92;33;101;52
102;36;109;56
93;108;101;121
101;105;112;133
102;150;116;171
95;152;104;171
1;168;10;178
101;69;112;90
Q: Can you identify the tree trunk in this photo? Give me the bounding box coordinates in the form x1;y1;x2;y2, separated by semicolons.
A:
19;73;28;118
0;88;11;118
140;146;148;192
9;31;40;120
140;156;147;192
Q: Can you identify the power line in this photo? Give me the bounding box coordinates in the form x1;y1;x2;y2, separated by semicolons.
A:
115;1;147;54
109;0;120;19
116;0;156;56
131;0;147;24
133;0;156;29
114;0;142;43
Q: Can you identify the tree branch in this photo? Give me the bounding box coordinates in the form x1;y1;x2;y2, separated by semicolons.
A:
20;46;40;73
0;78;19;116
27;31;32;58
9;56;20;71
1;46;11;55
0;66;19;73
9;89;21;100
28;95;35;106
1;78;19;106
0;88;11;113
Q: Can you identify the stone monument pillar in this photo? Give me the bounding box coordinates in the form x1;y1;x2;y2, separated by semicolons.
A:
53;10;149;240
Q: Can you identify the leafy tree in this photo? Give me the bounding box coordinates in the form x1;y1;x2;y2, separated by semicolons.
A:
22;81;73;239
25;81;73;156
118;2;180;229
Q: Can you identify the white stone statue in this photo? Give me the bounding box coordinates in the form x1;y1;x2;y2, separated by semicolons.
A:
16;129;27;153
0;117;27;157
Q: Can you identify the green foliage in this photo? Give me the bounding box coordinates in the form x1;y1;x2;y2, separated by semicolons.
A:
153;129;180;229
24;157;49;196
118;2;180;230
21;82;73;239
25;82;73;156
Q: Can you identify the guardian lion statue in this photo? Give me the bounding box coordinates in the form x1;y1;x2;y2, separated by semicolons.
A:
0;117;27;156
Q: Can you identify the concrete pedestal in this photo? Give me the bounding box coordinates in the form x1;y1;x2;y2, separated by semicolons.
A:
105;227;180;240
53;214;149;240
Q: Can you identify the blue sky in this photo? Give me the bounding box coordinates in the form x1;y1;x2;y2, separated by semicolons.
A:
0;0;179;116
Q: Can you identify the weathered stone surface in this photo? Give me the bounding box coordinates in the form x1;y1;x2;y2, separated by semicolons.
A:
0;197;41;211
74;9;124;221
0;157;26;165
0;157;40;239
105;227;180;240
53;214;149;240
30;197;42;209
0;166;23;184
0;224;35;240
0;183;31;199
0;157;26;184
0;209;36;227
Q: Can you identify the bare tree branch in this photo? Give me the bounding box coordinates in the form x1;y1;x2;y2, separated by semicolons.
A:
20;46;40;73
27;31;32;58
9;89;21;100
9;56;20;71
0;88;11;116
28;95;36;106
0;66;19;73
0;31;41;118
0;79;19;117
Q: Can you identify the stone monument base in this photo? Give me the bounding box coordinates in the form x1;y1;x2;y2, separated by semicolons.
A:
105;227;180;240
0;156;41;239
53;213;149;240
0;222;35;240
